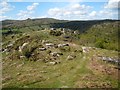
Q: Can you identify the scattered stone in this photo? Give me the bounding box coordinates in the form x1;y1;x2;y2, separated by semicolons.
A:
82;46;89;53
20;56;25;59
45;43;54;48
16;73;21;76
6;43;13;48
19;42;29;52
58;43;69;48
39;47;46;51
40;71;47;73
98;56;120;64
48;61;57;65
50;52;63;57
67;55;76;60
2;49;8;53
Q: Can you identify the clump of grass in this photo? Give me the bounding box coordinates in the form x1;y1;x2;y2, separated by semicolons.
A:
50;30;63;36
22;42;38;59
59;46;70;52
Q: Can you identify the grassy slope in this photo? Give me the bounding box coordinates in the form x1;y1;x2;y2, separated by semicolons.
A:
1;19;120;51
2;29;119;88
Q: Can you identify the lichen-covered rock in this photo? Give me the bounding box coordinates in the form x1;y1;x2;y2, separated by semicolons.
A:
67;55;76;60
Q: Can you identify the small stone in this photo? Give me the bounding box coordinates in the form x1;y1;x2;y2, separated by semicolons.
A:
49;62;57;65
39;48;46;51
67;55;76;60
17;73;21;76
40;71;47;73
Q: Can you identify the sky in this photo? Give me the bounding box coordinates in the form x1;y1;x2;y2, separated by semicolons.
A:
0;0;119;21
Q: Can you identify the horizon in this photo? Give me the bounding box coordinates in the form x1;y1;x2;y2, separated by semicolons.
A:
1;17;119;22
0;0;119;21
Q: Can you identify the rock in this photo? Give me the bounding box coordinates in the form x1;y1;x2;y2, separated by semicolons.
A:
50;52;63;57
82;46;88;53
19;42;29;52
98;56;120;64
45;43;54;48
39;48;46;51
40;71;47;73
16;73;21;76
2;49;8;53
6;43;13;48
22;42;29;48
67;55;76;60
20;56;25;59
49;62;57;65
58;43;69;48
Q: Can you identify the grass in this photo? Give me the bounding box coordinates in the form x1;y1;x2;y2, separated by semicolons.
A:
2;29;119;88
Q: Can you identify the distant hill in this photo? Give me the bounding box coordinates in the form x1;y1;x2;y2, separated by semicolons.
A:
1;18;120;51
1;18;119;32
1;18;68;29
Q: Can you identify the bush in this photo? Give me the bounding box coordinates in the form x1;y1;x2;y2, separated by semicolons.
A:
59;46;70;52
50;30;62;36
22;43;37;59
95;40;104;49
22;47;31;58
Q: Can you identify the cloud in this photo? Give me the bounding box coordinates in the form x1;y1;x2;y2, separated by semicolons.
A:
104;0;120;9
27;3;39;11
0;1;14;20
0;1;14;15
47;3;92;20
17;10;34;19
96;0;119;19
17;3;39;20
89;11;97;17
0;16;7;21
48;8;61;16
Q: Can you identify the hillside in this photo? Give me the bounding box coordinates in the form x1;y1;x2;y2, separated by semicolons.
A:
1;18;120;88
1;18;120;51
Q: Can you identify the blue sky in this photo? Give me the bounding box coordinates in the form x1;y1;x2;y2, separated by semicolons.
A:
0;0;119;20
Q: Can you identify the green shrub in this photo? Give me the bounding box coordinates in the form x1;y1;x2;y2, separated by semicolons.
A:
50;30;62;36
95;40;104;49
22;43;37;59
59;46;70;52
22;47;31;58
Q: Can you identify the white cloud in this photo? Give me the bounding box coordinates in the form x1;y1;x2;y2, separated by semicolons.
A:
17;3;39;20
96;0;119;20
89;11;97;17
104;0;120;9
0;1;14;15
17;10;34;20
48;8;61;16
71;3;91;10
27;3;39;11
0;16;7;21
47;3;92;20
0;1;14;20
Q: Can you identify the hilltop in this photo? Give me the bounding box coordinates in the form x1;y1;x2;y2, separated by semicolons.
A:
1;18;120;88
